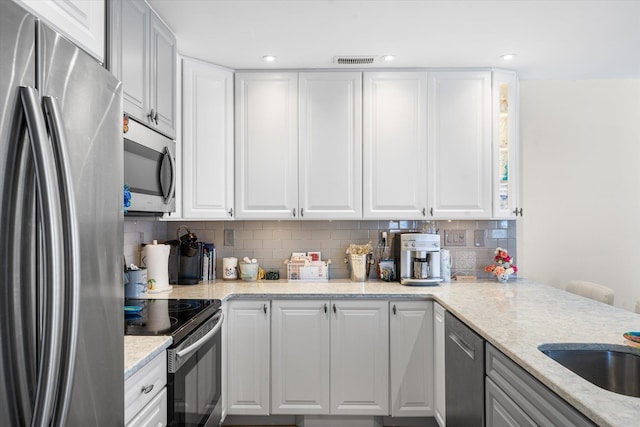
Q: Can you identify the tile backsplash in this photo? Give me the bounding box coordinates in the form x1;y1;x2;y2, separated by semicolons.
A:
124;219;516;280
124;220;168;267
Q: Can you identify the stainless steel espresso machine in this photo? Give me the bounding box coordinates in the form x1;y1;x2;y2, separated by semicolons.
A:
394;233;442;285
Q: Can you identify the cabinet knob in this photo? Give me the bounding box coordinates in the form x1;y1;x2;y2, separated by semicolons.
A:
292;208;296;217
430;207;434;216
333;304;337;314
392;304;397;315
512;208;523;216
263;303;267;314
300;208;304;217
422;208;426;217
324;303;328;314
228;208;233;217
141;384;154;394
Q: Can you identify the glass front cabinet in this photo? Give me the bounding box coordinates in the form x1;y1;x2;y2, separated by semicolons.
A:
492;70;520;218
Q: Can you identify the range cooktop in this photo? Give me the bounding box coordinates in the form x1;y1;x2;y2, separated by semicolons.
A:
124;298;221;343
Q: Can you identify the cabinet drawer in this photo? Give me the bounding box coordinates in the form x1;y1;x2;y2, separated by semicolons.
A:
126;386;167;427
486;344;595;427
125;352;167;425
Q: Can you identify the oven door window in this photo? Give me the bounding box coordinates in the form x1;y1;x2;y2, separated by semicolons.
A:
169;327;221;426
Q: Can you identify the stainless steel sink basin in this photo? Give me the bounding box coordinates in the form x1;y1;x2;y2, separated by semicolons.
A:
539;344;640;397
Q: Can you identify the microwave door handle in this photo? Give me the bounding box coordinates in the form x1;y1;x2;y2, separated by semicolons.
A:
160;146;175;204
175;313;224;359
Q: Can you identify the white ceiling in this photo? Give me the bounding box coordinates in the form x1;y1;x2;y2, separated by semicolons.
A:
149;0;640;79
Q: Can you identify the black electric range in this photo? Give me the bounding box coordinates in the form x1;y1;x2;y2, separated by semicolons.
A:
124;298;221;343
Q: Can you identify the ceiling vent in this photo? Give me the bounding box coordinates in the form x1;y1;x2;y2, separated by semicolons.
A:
333;56;376;65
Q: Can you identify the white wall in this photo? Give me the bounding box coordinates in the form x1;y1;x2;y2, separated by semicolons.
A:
518;80;640;311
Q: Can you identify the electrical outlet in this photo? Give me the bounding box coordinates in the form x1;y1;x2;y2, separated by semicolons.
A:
224;229;235;246
444;230;467;246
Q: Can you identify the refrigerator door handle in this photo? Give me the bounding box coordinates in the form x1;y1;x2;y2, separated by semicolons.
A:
20;86;65;427
42;95;81;427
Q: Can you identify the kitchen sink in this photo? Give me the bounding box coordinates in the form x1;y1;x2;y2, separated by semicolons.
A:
539;344;640;397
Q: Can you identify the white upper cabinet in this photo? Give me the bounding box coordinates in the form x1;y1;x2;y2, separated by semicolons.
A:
16;0;105;62
115;0;176;138
427;71;492;219
182;58;234;219
299;72;362;219
363;72;429;219
118;0;148;121
149;12;177;138
492;70;520;218
235;72;299;219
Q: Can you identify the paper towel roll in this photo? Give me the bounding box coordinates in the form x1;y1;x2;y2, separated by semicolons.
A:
440;249;452;283
142;240;170;290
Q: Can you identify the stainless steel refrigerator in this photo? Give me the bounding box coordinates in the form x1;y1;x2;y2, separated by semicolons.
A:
0;2;124;425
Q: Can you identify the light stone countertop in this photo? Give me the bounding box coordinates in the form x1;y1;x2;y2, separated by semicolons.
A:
124;335;172;380
124;278;640;426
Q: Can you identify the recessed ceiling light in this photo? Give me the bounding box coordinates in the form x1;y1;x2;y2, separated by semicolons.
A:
263;55;277;62
500;53;516;61
382;55;395;62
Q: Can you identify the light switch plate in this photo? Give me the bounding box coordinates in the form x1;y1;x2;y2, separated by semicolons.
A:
444;230;466;246
474;230;485;247
224;229;235;246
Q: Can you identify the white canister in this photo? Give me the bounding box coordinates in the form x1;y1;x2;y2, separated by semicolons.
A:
222;257;238;280
440;249;452;283
142;240;171;290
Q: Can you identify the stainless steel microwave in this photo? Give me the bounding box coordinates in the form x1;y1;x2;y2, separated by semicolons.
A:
124;118;176;215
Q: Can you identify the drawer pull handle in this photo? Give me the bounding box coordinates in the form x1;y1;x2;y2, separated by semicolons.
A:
141;384;154;394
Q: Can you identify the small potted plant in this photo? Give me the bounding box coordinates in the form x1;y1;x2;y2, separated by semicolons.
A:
485;247;517;283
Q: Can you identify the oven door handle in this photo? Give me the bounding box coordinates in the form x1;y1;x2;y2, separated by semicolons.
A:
176;313;224;359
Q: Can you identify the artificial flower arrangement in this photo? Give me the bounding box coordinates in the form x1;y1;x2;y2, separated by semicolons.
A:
485;247;518;279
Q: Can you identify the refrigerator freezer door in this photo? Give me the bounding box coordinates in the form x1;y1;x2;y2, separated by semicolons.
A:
0;3;37;426
38;23;125;425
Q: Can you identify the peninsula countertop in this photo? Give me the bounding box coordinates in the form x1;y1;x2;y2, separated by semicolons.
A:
124;278;640;427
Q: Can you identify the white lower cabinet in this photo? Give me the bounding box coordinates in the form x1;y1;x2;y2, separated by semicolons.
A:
269;300;389;416
271;300;330;414
125;351;167;426
127;388;168;427
226;300;271;415
433;302;446;427
330;300;389;415
390;301;434;417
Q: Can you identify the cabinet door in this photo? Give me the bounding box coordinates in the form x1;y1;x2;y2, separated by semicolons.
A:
271;300;330;414
126;387;168;427
298;72;362;219
433;303;446;427
390;301;434;417
486;378;537;427
235;73;298;219
427;71;492;219
182;59;234;219
150;11;176;138
226;300;270;415
17;0;105;62
363;72;428;219
331;300;389;415
120;0;149;124
492;71;519;218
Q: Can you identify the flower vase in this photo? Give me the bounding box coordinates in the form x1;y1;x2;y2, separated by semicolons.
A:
496;273;510;284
